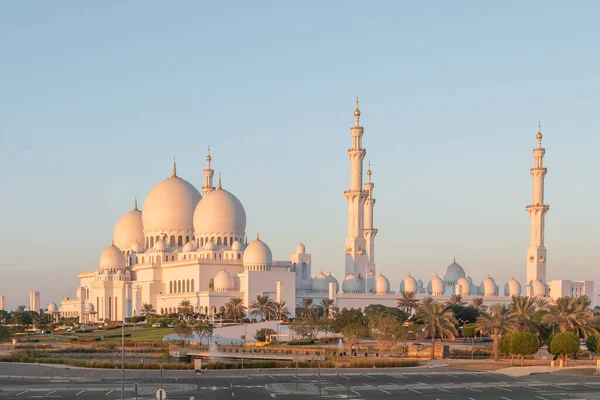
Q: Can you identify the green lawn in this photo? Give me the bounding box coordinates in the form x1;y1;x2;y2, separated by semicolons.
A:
75;326;174;342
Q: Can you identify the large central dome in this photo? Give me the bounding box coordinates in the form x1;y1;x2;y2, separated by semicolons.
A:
142;170;201;239
193;187;246;243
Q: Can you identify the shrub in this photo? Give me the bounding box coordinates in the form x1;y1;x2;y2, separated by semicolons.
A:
254;328;276;342
499;334;512;356
509;332;539;366
461;324;476;338
585;333;600;353
550;331;579;365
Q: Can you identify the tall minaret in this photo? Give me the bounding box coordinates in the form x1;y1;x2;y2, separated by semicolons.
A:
202;146;215;196
344;98;369;290
526;122;550;286
363;162;378;292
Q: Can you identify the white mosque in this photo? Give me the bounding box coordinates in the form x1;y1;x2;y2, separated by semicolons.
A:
59;102;593;323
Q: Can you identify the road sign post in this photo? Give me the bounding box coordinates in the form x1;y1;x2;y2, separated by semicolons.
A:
155;388;167;400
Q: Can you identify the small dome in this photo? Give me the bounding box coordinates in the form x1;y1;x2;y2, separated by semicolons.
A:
296;243;306;254
456;276;471;295
443;261;466;282
312;270;328;293
530;279;546;297
113;205;144;251
142;174;201;236
100;244;126;269
480;276;497;297
183;241;196;252
131;241;144;253
47;303;58;313
214;269;233;291
85;302;95;313
417;279;424;289
193;188;246;239
232;240;242;251
466;276;473;284
375;272;390;294
243;236;273;268
204;240;215;250
400;273;418;294
428;275;444;295
504;277;522;297
342;273;362;293
153;238;167;252
327;272;339;293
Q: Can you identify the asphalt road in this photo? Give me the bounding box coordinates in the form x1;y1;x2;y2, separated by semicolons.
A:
1;369;600;400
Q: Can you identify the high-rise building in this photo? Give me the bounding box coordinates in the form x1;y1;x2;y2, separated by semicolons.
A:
0;296;6;311
29;291;40;313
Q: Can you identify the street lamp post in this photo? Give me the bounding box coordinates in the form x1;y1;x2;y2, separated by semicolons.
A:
121;322;125;400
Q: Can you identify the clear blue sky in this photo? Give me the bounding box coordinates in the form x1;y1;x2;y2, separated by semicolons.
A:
1;2;599;310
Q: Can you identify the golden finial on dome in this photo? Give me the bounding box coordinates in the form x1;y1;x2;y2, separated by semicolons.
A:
536;121;543;141
134;196;138;210
206;146;212;162
367;161;372;177
256;232;260;240
354;96;361;126
218;173;222;189
172;157;177;178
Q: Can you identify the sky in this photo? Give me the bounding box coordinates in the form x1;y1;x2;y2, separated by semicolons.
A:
1;1;599;310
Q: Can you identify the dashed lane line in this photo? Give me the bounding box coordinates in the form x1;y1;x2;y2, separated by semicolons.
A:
46;390;57;395
361;374;375;379
268;375;276;380
16;390;29;396
534;396;549;400
75;390;85;396
501;397;512;400
437;387;451;393
466;387;482;392
379;389;391;395
408;388;422;394
105;390;114;396
495;386;512;392
351;389;361;396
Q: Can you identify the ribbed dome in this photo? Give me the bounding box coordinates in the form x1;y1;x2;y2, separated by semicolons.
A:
296;243;306;254
243;237;273;269
504;277;522;297
312;270;328;292
480;276;497;297
428;275;444;295
152;238;167;252
342;273;362;293
85;302;95;313
530;279;546;297
214;269;233;291
193;188;246;239
232;240;242;251
375;272;390;294
131;241;144;253
443;262;466;282
456;276;471;295
47;303;58;313
327;272;339;293
100;244;126;269
113;206;144;250
400;273;418;294
142;175;201;236
183;241;196;252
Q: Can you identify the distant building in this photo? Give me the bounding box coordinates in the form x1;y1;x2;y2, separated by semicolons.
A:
0;296;5;311
29;291;40;313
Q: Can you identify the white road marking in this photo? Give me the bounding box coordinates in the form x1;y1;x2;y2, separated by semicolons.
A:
268;375;276;380
437;387;451;393
379;389;391;395
466;387;482;392
362;374;375;379
46;390;57;395
524;386;543;391
408;388;422;394
270;394;276;398
75;390;85;396
16;391;29;396
495;386;512;392
501;397;512;400
534;396;549;400
579;383;600;389
190;397;195;400
445;373;458;378
105;390;114;396
231;393;234;397
387;382;399;386
246;376;252;380
469;398;476;400
230;383;233;388
553;384;571;390
395;374;406;379
337;384;345;388
351;389;361;395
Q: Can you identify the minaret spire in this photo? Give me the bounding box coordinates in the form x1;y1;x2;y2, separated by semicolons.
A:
354;96;361;127
134;196;138;210
526;122;550;290
202;146;215;195
172;157;177;178
218;173;222;189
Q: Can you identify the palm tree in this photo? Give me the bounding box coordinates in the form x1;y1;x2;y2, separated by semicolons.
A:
248;295;274;321
510;296;537;332
416;301;457;360
224;297;247;323
16;305;26;312
296;298;318;321
177;299;194;320
470;297;487;314
141;303;156;318
319;298;338;318
476;303;516;361
534;297;549;311
447;294;466;307
272;300;291;321
542;296;595;337
397;292;420;314
421;296;434;306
